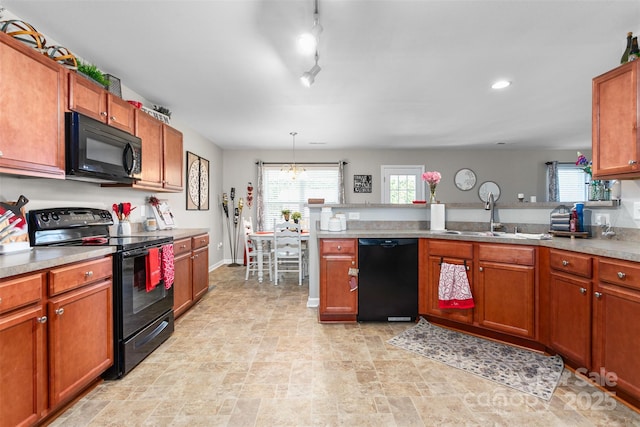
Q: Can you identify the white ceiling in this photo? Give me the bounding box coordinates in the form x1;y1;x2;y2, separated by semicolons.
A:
3;1;639;151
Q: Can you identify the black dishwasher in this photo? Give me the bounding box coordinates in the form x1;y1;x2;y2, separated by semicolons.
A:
357;238;418;322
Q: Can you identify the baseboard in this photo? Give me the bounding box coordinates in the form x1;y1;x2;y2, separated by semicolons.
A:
307;297;319;308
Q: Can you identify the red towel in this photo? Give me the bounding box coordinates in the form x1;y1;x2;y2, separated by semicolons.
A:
161;244;175;289
438;262;475;309
146;247;161;292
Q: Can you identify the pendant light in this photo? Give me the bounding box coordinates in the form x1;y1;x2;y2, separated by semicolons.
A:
281;132;305;180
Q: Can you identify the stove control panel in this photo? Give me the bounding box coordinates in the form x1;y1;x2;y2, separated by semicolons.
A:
28;208;114;231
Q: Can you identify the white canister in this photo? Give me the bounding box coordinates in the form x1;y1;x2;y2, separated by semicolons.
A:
320;207;332;230
335;213;347;231
328;217;342;232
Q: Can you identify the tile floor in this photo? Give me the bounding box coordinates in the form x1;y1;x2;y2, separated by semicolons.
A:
51;266;640;426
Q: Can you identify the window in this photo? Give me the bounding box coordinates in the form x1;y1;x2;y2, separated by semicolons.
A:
557;163;589;202
263;164;340;230
381;165;425;203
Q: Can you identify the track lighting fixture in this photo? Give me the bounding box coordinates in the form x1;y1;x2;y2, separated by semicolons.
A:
301;53;321;87
299;0;322;86
298;10;323;55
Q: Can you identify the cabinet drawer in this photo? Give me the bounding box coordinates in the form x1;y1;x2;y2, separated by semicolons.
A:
173;237;192;255
321;239;356;255
428;240;473;259
49;257;112;296
479;244;535;266
0;273;43;314
599;257;640;290
550;249;592;278
191;233;209;250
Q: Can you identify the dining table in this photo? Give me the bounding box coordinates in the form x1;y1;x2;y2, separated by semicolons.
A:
249;230;310;283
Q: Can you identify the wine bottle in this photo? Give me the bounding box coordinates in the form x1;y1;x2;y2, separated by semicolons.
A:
621;32;633;63
629;37;640;62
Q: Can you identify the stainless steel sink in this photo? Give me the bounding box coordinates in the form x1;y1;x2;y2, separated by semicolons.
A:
434;230;548;240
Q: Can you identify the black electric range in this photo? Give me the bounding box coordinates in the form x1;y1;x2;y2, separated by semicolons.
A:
27;207;175;379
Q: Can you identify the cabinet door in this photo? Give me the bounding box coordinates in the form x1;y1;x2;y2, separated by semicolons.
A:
0;33;65;179
477;261;535;338
107;94;135;134
319;254;357;321
162;125;183;191
68;72;108;122
592;60;640;178
134;109;164;188
593;282;640;401
424;255;474;324
0;305;46;427
173;251;193;319
549;273;591;368
48;281;113;407
192;246;209;301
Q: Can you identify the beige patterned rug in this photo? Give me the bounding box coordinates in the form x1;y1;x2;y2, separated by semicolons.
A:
388;318;564;400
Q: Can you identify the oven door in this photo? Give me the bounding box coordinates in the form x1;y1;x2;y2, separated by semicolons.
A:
117;246;174;339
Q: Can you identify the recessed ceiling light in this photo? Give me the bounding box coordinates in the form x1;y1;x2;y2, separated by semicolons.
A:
491;80;511;90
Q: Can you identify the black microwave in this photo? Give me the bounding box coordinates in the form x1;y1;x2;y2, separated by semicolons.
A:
65;112;142;184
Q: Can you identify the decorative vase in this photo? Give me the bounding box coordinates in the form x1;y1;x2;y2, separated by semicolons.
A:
588;180;605;201
283;214;290;222
429;184;437;204
118;220;131;236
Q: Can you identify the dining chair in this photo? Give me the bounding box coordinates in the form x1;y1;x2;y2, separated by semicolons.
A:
273;220;304;286
244;217;272;281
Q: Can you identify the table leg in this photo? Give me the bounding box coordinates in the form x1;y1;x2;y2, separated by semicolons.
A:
256;241;264;283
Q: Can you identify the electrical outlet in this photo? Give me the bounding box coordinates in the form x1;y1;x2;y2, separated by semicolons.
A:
348;212;360;220
140;205;146;217
596;214;610;226
634;202;640;220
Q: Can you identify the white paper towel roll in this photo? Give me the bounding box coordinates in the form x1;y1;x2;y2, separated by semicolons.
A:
430;204;445;230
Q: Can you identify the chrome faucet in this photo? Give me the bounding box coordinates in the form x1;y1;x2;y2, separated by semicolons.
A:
485;192;502;233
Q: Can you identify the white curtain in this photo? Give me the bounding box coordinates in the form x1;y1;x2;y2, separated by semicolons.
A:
546;161;559;202
256;161;264;231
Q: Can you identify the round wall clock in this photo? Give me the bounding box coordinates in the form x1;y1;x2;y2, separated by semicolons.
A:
478;181;501;202
454;168;477;191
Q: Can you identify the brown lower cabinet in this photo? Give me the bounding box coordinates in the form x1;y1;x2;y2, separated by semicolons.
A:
0;256;113;427
420;239;474;324
318;239;358;322
476;243;536;339
592;256;640;401
173;233;210;319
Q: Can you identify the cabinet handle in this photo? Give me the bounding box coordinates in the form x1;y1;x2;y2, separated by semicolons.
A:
595;292;603;299
55;308;64;316
617;271;626;279
85;270;94;278
100;111;107;116
352;261;355;265
479;267;484;272
201;239;206;243
562;260;569;266
37;316;47;323
110;116;117;121
579;287;587;295
337;245;342;250
0;297;2;304
0;150;3;157
629;160;637;165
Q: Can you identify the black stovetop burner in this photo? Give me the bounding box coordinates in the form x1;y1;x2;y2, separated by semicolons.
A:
28;207;172;251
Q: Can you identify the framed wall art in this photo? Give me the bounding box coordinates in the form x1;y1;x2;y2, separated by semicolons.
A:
354;174;372;193
186;151;210;210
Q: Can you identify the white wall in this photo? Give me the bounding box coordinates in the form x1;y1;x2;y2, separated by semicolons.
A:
0;115;225;269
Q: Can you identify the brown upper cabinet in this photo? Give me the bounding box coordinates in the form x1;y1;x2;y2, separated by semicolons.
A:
0;33;65;179
68;71;135;135
123;109;183;192
592;60;640;179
